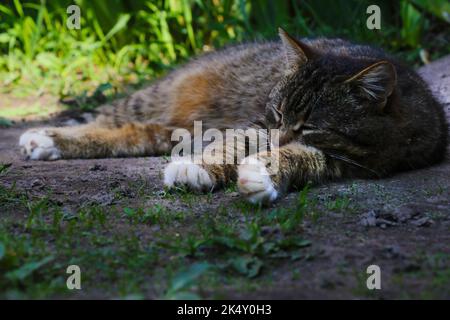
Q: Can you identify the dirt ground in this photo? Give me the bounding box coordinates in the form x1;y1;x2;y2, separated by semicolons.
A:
0;56;449;299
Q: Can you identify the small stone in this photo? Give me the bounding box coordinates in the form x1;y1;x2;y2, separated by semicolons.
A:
89;164;107;171
382;245;403;259
426;196;447;204
31;179;43;188
378;211;397;222
389;204;421;223
109;181;121;188
89;192;115;206
411;217;434;227
359;210;378;227
376;218;397;227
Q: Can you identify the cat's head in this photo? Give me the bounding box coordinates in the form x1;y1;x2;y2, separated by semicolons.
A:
266;28;398;159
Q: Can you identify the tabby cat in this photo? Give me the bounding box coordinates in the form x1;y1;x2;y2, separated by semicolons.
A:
19;29;448;204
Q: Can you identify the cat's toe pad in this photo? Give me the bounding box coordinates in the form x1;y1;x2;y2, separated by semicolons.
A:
164;158;213;192
19;129;61;160
238;157;278;204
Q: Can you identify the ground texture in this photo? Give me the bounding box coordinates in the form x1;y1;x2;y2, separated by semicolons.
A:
0;56;449;299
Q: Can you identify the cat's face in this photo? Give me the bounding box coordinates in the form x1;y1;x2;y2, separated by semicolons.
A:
266;29;397;159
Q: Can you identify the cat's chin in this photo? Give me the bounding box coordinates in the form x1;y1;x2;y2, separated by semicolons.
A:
238;157;278;205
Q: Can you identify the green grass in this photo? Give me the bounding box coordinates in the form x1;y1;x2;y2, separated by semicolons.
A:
0;102;55;118
390;252;450;299
0;0;449;118
123;205;186;226
326;195;351;212
2;164;449;298
0;166;319;298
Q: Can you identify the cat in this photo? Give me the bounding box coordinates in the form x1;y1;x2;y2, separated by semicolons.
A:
19;28;448;204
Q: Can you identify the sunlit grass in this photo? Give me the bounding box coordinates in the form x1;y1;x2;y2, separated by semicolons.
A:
0;0;448;119
0;101;61;119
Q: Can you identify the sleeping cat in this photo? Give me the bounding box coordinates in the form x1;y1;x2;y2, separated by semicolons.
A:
19;29;448;204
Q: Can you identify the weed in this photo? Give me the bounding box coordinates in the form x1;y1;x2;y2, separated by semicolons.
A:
1;1;448;119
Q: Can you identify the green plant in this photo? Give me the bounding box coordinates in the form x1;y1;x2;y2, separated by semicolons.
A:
165;262;210;299
1;1;448;120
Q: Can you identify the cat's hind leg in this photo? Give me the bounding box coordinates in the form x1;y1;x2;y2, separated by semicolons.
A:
19;122;174;160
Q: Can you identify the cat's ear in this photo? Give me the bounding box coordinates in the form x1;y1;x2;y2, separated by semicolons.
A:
345;61;397;110
278;27;314;70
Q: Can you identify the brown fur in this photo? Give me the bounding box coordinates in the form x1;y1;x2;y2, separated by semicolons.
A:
169;71;222;128
20;29;447;201
45;122;172;158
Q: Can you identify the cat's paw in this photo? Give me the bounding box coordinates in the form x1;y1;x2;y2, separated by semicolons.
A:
238;157;278;204
164;158;214;192
19;129;61;160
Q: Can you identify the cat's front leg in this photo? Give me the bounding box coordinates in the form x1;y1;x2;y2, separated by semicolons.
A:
164;158;237;192
164;158;215;191
237;155;279;204
237;143;334;204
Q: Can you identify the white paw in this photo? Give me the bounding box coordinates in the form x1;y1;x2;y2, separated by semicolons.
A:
238;157;278;204
164;158;214;192
19;129;61;160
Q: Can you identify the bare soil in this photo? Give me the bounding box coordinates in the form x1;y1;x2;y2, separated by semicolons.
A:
0;56;449;299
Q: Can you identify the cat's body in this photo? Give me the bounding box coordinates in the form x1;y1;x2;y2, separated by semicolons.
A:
19;30;448;204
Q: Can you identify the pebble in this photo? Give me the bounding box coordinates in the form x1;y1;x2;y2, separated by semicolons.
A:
31;178;44;188
359;204;433;228
410;217;434;227
89;164;107;171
